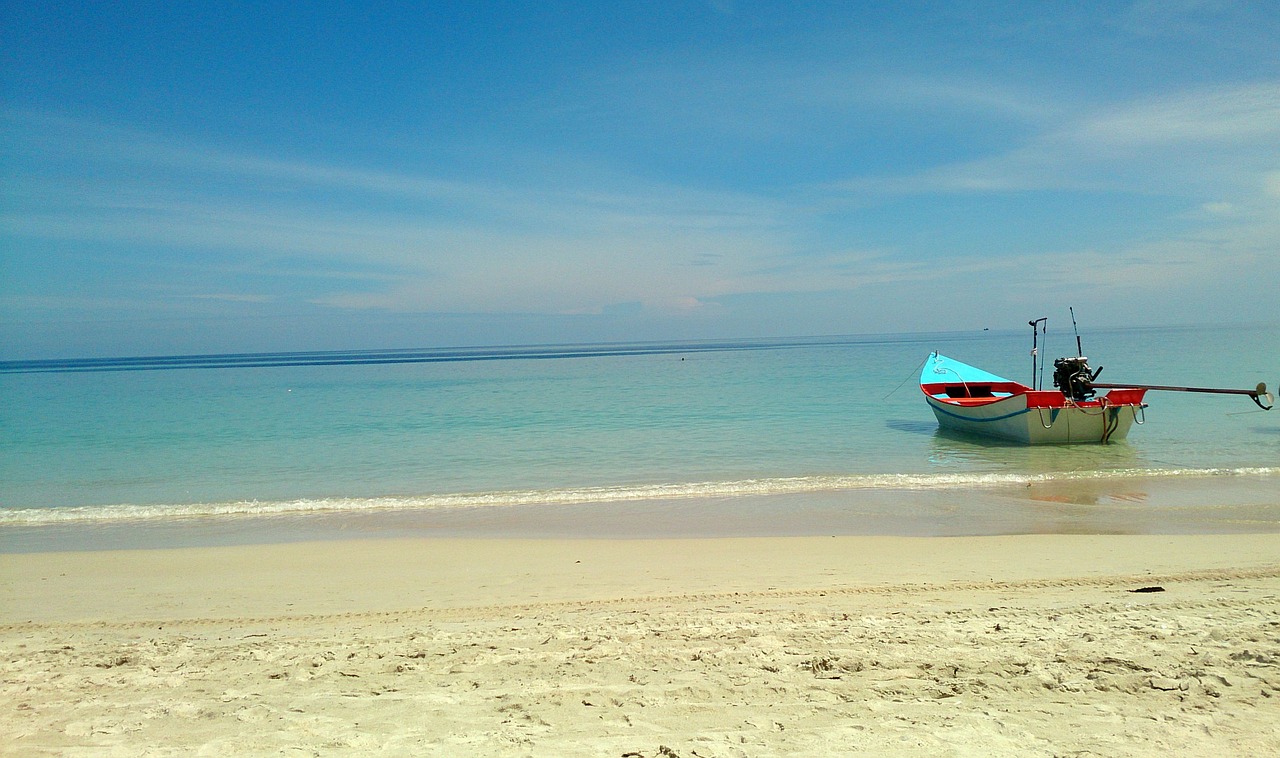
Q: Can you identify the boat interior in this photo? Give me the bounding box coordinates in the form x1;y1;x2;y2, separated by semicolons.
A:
922;381;1019;404
922;382;1147;409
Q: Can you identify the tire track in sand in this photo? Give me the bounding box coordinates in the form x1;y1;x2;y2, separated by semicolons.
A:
3;564;1276;633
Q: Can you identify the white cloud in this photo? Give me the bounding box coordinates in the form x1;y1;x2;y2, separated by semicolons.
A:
5;92;1277;338
2;110;803;312
1264;171;1280;198
1075;81;1280;145
832;80;1280;198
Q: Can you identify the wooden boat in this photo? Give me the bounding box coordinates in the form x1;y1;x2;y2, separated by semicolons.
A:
921;313;1272;444
919;352;1149;444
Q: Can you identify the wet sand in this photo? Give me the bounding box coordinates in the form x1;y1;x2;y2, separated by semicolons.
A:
6;472;1278;555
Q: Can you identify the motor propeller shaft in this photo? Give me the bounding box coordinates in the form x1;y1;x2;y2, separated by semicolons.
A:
1091;381;1274;411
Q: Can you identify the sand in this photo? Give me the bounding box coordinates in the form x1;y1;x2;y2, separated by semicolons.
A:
2;534;1279;756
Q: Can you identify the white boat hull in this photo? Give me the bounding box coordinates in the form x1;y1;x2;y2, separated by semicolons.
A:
925;393;1142;444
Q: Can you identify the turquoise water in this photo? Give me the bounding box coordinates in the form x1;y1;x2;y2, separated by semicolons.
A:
2;325;1277;543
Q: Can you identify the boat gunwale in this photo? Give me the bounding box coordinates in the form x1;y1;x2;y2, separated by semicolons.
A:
919;352;1147;411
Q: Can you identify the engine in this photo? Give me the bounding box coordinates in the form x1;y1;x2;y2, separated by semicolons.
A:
1053;356;1100;401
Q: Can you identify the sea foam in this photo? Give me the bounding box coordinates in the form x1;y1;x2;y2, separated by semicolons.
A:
3;467;1273;525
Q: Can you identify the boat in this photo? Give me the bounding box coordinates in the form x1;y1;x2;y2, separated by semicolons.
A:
919;314;1272;444
919;352;1148;444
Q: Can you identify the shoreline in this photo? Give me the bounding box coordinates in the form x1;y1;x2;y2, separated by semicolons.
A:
3;533;1278;755
4;471;1279;554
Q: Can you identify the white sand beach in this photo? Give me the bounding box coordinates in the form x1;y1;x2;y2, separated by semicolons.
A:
3;533;1279;756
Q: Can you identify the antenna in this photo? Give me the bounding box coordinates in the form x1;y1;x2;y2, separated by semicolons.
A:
1028;317;1047;390
1069;306;1083;356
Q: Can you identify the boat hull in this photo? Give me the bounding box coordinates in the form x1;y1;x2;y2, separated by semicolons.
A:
924;392;1142;444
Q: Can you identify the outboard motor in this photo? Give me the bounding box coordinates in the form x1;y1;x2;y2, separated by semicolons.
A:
1053;356;1100;401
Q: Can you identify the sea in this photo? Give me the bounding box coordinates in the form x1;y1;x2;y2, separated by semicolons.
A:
2;324;1277;552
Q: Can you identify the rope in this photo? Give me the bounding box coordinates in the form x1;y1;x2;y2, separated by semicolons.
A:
1100;398;1119;444
883;355;930;401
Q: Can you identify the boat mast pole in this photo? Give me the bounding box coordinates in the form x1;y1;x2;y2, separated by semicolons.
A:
1069;306;1083;357
1028;317;1047;390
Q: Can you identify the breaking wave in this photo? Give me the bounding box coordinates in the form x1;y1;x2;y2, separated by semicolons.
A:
2;467;1274;525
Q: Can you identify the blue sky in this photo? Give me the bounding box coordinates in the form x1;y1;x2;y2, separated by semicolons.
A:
3;1;1279;357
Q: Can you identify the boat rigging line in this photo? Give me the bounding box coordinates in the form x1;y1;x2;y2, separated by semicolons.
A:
884;354;930;401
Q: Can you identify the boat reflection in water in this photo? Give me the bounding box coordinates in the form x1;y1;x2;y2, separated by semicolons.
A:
919;428;1280;535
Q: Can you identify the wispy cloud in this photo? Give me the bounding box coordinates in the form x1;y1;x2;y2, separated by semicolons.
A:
1076;81;1280;145
5;70;1277;337
2;110;803;316
832;80;1280;197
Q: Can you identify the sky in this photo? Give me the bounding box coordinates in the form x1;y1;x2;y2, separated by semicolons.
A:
3;1;1279;358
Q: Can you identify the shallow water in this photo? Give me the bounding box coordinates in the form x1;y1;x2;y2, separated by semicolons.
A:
2;324;1276;549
